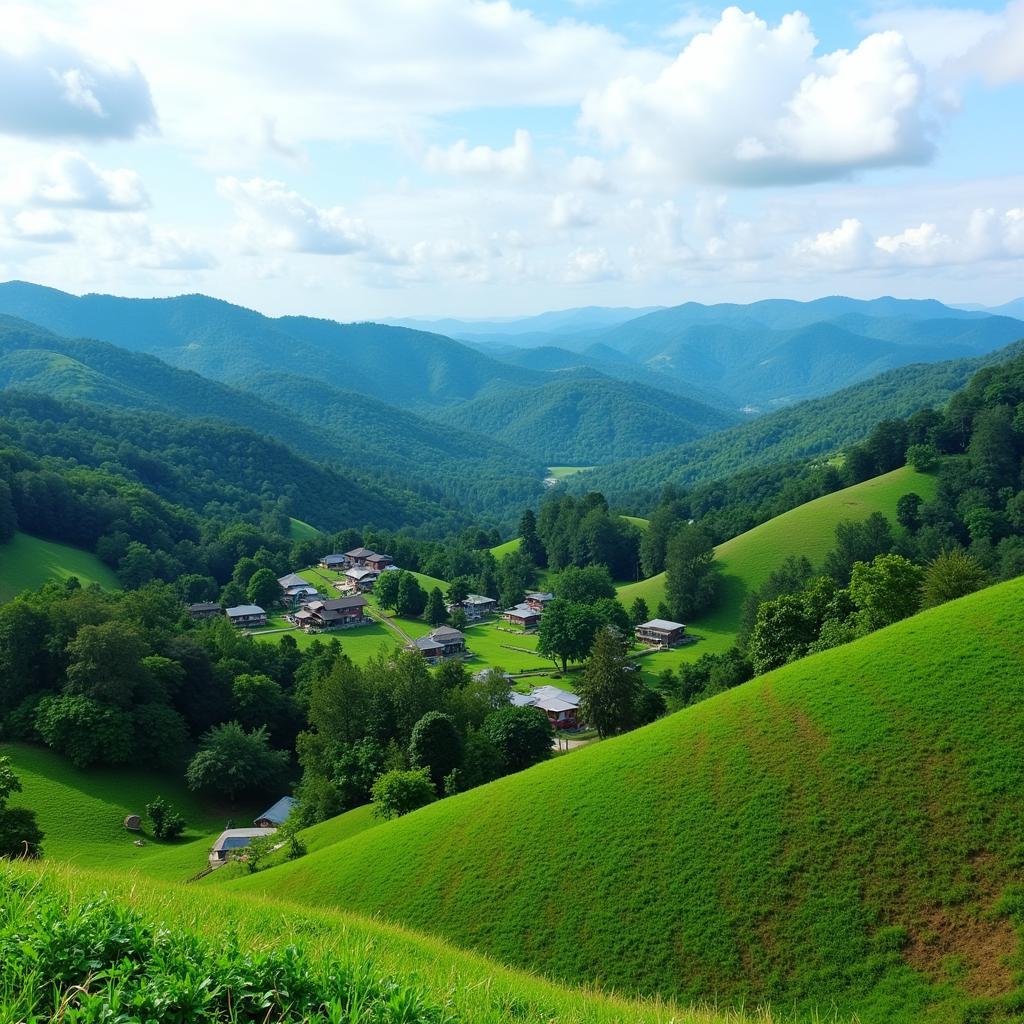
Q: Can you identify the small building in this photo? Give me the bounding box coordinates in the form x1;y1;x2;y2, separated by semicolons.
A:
452;594;498;621
365;552;394;572
278;573;319;604
525;591;555;612
187;602;222;620
209;827;277;867
320;554;347;570
254;796;296;828
502;603;541;628
225;604;267;628
513;684;580;730
634;618;687;649
344;546;377;567
343;566;379;592
298;596;369;630
409;626;466;663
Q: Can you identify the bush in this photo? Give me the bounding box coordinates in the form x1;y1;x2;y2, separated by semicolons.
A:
145;795;186;840
186;721;289;800
34;694;134;768
371;767;436;820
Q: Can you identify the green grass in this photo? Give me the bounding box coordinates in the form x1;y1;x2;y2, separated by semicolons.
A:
621;515;650;530
462;620;555;676
547;466;595;478
0;743;247;881
288;516;322;541
1;864;772;1024
618;466;938;680
230;577;1024;1023
0;530;121;603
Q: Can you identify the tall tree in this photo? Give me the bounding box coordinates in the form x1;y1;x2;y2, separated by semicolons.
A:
518;508;547;567
374;568;401;610
921;549;991;609
537;599;601;672
246;567;279;609
395;573;427;617
577;627;639;739
408;711;462;791
664;524;719;621
425;587;448;626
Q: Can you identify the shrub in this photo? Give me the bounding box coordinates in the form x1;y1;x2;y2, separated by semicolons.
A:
371;767;436;820
145;795;186;841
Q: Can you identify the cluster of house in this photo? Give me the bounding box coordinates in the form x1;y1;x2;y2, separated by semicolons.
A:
188;602;270;627
208;796;296;868
511;684;581;729
501;591;555;628
321;548;396;594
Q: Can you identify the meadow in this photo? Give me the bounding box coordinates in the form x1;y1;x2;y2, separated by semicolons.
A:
230;577;1024;1024
0;530;121;603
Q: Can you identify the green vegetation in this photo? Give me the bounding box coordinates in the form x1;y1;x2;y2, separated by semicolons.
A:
547;466;595;478
618;466;937;669
288;516;321;541
0;530;120;602
231;578;1024;1023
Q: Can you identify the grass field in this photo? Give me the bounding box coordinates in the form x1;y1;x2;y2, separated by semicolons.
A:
547;466;595;479
0;530;121;603
231;577;1024;1024
618;466;937;679
0;743;245;881
288;516;322;541
2;864;771;1024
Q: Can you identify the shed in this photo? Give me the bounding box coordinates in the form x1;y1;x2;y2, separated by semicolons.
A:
254;796;297;828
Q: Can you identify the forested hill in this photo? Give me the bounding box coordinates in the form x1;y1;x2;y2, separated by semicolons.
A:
0;281;545;407
571;339;1024;506
0;316;546;523
427;375;740;464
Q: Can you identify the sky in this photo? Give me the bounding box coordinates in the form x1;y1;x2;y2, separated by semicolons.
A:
0;0;1022;320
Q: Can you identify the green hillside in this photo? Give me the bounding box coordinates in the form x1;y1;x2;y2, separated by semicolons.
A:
2;864;765;1024
618;466;936;666
0;530;121;602
230;577;1024;1023
288;516;321;541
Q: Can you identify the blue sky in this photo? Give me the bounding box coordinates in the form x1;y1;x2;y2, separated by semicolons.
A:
0;1;1021;319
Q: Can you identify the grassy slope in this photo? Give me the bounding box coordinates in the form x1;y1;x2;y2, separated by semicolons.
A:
288;516;321;541
0;531;121;602
0;743;244;881
229;578;1024;1023
618;466;937;674
6;864;764;1024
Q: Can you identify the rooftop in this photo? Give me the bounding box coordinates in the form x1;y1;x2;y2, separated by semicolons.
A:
637;618;686;631
254;796;296;826
226;604;265;617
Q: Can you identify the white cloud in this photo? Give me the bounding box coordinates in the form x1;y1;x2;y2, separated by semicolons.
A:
548;193;597;229
859;6;1002;70
0;151;148;210
566;155;611;191
424;129;533;179
6;210;74;243
217;177;379;256
964;0;1024;83
86;214;214;269
0;10;156;140
875;221;954;263
580;7;934;186
565;245;619;282
793;217;871;267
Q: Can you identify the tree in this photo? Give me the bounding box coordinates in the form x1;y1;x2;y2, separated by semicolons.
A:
331;738;387;810
577;627;639;739
537;599;601;672
483;705;553;772
896;493;923;533
374;569;401;610
449;608;469;632
65;621;149;708
446;576;472;605
920;549;991;609
445;729;505;794
849;554;924;632
906;443;939;473
496;550;534;608
592;597;631;636
425;587;448;626
408;711;462;791
371;767;436;820
146;795;186;840
518;508;547;567
34;694;134;768
628;596;650;628
232;673;293;736
395;573;427;617
968;406;1020;489
823;513;894;584
186;722;289;800
664;524;720;620
246;567;279;609
549;565;615;604
747;596;816;676
0;755;43;858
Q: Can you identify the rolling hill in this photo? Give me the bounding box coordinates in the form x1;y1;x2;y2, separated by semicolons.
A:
0;531;121;603
617;466;937;661
228;577;1024;1023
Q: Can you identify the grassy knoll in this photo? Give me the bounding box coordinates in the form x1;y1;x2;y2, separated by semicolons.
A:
621;514;649;530
231;578;1024;1023
0;743;244;881
618;466;937;678
288;516;322;541
2;864;769;1024
0;530;121;602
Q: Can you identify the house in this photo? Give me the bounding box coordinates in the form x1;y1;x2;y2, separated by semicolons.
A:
513;684;580;730
342;566;379;592
502;603;541;628
187;602;222;620
295;595;369;631
634;618;687;649
344;546;377;567
525;591;555;612
254;796;296;828
365;552;394;572
320;554;348;570
450;594;498;621
225;604;267;627
409;626;467;663
209;827;277;867
278;573;319;604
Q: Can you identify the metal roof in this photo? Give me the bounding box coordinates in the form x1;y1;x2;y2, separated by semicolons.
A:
637;618;686;631
254;796;296;826
226;604;265;616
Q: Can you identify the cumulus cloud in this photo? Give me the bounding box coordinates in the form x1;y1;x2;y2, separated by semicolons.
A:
0;17;156;140
579;7;934;186
566;155;611;191
5;210;75;243
794;217;872;267
88;214;214;269
424;130;533;179
875;222;955;264
0;151;148;210
217;177;380;256
565;245;619;283
548;193;597;229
